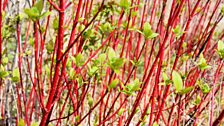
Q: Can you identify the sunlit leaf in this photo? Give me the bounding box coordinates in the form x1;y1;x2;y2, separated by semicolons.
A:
172;70;183;92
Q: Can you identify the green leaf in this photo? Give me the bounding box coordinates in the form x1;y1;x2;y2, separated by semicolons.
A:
217;40;224;59
0;66;9;79
53;17;59;30
68;68;76;80
24;7;40;20
118;108;125;116
120;0;130;9
88;66;98;76
18;119;25;126
40;11;51;18
194;95;201;105
87;94;93;107
178;86;194;95
131;78;142;91
98;53;106;64
110;58;124;69
142;22;158;39
153;122;159;126
172;70;183;92
172;25;184;38
99;22;113;34
46;40;54;53
149;32;159;39
199;83;210;94
143;22;152;38
198;54;211;70
31;121;39;126
162;72;169;81
2;57;8;66
109;79;119;89
107;47;116;61
218;40;224;51
12;68;20;83
125;78;142;94
34;0;43;14
221;5;224;15
74;53;85;67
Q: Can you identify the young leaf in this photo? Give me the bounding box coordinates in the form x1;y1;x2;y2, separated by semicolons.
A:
199;83;210;94
0;65;9;79
221;5;224;15
98;53;106;64
149;32;159;39
24;7;39;20
178;86;194;95
53;17;59;30
109;79;119;89
143;22;152;38
34;0;43;14
88;66;98;76
109;58;124;70
74;53;85;67
40;11;51;18
107;47;116;61
12;68;20;83
217;40;224;59
18;119;25;126
2;57;8;66
172;25;184;38
87;94;93;107
172;70;183;92
118;108;125;116
31;121;39;126
198;54;211;70
194;95;201;105
120;0;130;9
218;40;224;51
153;122;159;126
142;22;158;39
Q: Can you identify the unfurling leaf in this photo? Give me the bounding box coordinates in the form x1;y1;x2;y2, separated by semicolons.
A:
172;70;183;92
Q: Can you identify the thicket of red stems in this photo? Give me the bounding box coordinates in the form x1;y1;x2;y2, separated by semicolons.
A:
0;0;224;125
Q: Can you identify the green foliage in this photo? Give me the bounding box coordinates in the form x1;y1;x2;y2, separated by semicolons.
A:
217;40;224;59
137;22;158;40
31;121;39;126
87;94;93;107
162;72;172;85
99;22;113;34
194;95;201;105
172;25;184;38
199;83;210;94
121;78;142;96
118;108;125;116
178;86;194;95
53;17;59;30
68;68;76;80
73;53;85;67
18;119;25;126
24;0;51;21
108;79;119;89
0;65;9;79
172;70;183;92
12;68;20;83
88;66;98;76
2;57;8;66
46;40;54;53
197;54;211;70
153;122;159;126
119;0;130;9
107;48;125;74
221;5;224;15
